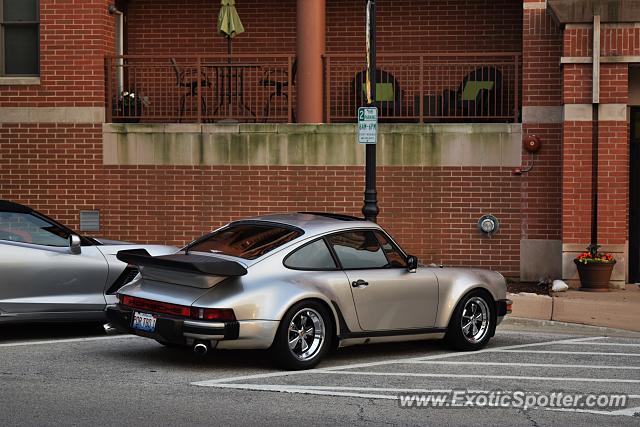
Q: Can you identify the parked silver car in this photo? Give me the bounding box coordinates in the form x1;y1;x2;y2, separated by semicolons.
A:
0;200;176;324
108;212;511;369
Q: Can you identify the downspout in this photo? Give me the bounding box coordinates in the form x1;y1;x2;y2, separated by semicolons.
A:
591;14;601;248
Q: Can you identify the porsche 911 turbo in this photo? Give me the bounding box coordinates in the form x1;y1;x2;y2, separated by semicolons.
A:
107;212;511;370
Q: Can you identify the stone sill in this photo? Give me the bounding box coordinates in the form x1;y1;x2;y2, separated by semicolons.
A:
0;77;40;86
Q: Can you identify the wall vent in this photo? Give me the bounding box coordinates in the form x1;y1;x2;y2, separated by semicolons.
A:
79;210;100;232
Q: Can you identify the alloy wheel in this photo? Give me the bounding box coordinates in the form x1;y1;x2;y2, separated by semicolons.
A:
287;308;325;361
460;296;490;344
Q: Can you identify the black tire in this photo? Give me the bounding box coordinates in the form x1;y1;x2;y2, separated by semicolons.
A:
445;289;496;351
271;300;333;370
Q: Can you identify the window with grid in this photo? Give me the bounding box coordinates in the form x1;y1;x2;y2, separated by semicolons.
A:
1;0;39;76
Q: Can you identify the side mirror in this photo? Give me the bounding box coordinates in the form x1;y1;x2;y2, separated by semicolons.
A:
69;234;82;255
407;255;418;273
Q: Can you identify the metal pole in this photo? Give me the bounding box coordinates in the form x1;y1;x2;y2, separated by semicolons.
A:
362;0;379;222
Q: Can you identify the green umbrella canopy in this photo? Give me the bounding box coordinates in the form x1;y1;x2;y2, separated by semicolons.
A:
217;0;245;39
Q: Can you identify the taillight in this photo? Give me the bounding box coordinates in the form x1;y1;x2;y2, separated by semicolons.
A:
119;295;191;317
190;307;236;322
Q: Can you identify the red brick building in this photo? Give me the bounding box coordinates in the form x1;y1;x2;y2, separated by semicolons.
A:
1;0;639;288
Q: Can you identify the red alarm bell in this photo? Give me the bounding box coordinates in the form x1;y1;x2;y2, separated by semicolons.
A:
523;135;541;153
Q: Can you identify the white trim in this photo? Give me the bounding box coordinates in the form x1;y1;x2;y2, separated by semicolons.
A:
0;107;105;124
562;55;640;64
599;103;627;121
0;77;40;86
522;106;563;123
564;104;593;121
523;1;546;10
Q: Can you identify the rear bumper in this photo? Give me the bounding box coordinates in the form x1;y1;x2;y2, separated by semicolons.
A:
106;305;278;349
496;298;512;325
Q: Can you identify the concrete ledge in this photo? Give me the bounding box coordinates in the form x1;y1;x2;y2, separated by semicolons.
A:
500;317;640;338
103;123;522;167
0;107;105;124
0;77;40;86
508;285;640;333
508;292;553;320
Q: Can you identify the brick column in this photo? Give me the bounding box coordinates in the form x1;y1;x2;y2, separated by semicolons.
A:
561;24;630;289
519;0;564;282
296;0;325;123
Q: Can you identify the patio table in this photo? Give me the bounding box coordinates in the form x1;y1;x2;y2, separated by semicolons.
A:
203;63;261;120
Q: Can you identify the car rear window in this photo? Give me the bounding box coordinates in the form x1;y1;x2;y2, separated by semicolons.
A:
188;223;303;260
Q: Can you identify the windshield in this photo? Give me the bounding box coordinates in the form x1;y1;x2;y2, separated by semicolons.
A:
187;223;303;260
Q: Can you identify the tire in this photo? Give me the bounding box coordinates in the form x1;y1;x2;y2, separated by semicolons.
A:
271;301;333;370
445;289;496;351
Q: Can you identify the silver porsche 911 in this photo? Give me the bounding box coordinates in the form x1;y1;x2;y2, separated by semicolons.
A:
108;212;511;370
0;200;176;324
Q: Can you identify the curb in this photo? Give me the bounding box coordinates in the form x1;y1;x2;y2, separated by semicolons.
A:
499;316;640;338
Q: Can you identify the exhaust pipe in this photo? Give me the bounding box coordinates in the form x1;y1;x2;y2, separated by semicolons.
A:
103;323;119;336
193;341;209;356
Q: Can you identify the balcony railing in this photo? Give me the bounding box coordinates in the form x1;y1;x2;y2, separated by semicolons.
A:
105;52;519;124
324;52;520;123
106;54;296;123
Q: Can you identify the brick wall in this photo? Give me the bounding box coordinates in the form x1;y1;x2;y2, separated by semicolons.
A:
0;124;523;276
0;0;114;107
561;26;632;248
521;3;563;242
125;0;522;56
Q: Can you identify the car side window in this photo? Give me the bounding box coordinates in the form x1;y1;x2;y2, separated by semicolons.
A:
327;230;389;269
0;212;69;247
374;231;408;268
284;239;337;270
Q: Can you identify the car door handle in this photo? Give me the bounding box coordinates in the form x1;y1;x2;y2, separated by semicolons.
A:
352;279;369;288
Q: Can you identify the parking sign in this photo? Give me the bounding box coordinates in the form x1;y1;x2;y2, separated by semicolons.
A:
357;107;378;144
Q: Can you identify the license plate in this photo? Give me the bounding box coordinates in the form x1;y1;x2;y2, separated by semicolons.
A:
132;311;157;333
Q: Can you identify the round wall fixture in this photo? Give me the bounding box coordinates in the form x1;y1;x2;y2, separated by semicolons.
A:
478;214;499;237
523;135;541;153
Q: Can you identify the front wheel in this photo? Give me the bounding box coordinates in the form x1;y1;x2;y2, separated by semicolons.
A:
271;301;333;370
445;290;495;350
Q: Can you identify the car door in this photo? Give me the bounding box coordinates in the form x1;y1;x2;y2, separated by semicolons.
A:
0;210;108;315
326;229;439;331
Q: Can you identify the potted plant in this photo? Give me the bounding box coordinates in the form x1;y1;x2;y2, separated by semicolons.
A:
112;91;150;123
574;244;616;292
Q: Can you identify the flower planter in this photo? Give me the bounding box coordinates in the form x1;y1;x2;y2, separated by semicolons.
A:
574;260;615;292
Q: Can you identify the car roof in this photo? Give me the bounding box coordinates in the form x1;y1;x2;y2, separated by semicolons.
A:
233;212;381;236
0;200;32;213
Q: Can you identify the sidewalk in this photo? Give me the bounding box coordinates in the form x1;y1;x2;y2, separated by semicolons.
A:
508;284;640;332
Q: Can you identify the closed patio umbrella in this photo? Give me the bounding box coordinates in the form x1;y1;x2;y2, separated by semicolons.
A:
217;0;245;60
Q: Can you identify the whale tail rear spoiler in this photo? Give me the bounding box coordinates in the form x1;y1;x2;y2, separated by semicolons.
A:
116;249;248;277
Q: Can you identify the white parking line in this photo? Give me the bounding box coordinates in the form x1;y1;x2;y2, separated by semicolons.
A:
550;342;640;347
404;361;640;370
192;336;604;386
313;370;640;383
0;335;140;348
545;406;640;417
490;350;640;357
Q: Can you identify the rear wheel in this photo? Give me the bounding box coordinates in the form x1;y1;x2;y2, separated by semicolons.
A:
271;301;333;370
445;290;495;350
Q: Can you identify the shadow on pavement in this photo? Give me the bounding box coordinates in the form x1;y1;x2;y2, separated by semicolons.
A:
0;322;107;343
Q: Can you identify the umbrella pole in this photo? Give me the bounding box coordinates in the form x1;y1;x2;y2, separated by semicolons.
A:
227;37;231;107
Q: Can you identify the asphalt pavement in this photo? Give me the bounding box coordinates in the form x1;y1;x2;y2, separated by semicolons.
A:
0;322;638;426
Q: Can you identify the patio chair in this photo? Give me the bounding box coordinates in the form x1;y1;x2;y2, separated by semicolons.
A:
170;58;211;122
260;59;297;122
413;66;503;122
352;69;402;120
